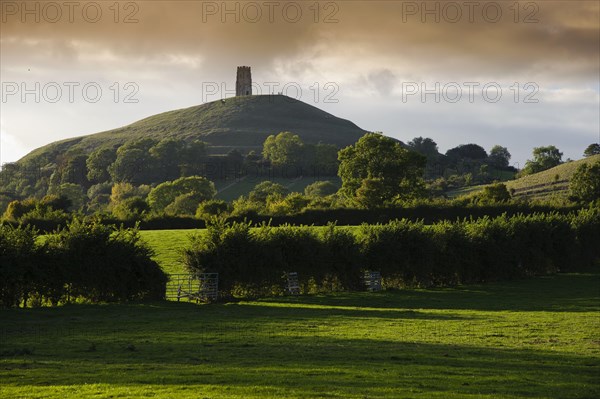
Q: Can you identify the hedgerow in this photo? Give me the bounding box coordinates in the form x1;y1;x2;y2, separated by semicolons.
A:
0;220;167;308
183;209;600;298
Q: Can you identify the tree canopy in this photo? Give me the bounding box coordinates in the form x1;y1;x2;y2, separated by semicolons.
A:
248;181;289;204
522;145;563;175
407;137;439;159
147;176;216;210
569;160;600;203
263;132;304;168
488;145;511;169
445;144;487;160
583;143;600;157
338;133;426;206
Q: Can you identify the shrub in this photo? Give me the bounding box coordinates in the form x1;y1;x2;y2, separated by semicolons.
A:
0;224;37;307
0;220;167;307
196;199;232;220
182;210;600;298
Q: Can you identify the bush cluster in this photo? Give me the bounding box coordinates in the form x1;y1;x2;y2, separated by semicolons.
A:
183;222;362;298
0;220;167;308
183;209;600;298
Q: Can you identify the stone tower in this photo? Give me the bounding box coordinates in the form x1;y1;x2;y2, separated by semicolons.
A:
236;66;252;96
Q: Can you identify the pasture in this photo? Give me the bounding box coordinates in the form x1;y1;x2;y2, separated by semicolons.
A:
446;154;600;200
1;274;599;398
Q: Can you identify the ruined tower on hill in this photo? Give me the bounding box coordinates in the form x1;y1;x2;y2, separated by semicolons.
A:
236;66;252;96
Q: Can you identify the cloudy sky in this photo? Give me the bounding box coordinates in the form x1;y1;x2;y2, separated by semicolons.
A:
1;0;599;167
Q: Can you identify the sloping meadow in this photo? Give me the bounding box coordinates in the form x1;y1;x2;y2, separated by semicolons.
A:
183;209;600;298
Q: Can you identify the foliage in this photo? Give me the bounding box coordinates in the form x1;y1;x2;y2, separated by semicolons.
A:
53;183;85;211
263;132;305;167
267;193;311;215
310;143;339;175
183;221;362;298
583;143;600;157
196;199;232;220
338;133;427;203
471;183;511;205
164;193;202;216
354;178;387;209
522;145;563;175
304;180;338;197
445;144;488;160
110;182;140;204
147;176;216;211
0;220;167;307
112;196;150;220
86;148;116;183
407;137;439;159
569;160;600;203
248;181;288;204
183;210;600;298
2;196;71;226
488;145;511;168
0;224;38;307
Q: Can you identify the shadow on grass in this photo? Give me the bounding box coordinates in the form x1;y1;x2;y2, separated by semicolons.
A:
258;273;600;312
1;274;599;398
1;335;598;398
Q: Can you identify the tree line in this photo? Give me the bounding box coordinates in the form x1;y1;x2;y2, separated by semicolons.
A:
183;209;600;299
1;132;599;225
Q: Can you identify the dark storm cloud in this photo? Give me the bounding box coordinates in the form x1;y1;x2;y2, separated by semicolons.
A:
2;1;598;80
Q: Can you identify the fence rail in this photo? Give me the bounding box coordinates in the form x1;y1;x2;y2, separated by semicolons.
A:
166;273;219;302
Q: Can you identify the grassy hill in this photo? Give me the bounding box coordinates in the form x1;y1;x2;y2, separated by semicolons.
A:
20;95;368;163
504;154;600;199
448;155;600;200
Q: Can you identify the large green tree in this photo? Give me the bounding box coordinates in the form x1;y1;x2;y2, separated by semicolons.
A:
338;133;426;205
583;143;600;157
569;160;600;203
445;144;488;160
86;148;116;183
248;181;288;204
150;139;184;181
262;132;304;168
304;181;338;197
522;145;563;175
109;139;157;184
147;176;216;210
407;137;439;159
488;145;511;168
311;143;339;175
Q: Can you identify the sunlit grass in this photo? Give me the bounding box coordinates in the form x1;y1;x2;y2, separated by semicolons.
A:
1;274;598;398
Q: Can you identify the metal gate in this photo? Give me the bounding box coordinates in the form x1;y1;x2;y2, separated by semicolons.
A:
166;273;219;302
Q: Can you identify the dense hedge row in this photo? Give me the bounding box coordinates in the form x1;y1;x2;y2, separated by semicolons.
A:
0;221;167;308
183;209;600;298
5;203;581;232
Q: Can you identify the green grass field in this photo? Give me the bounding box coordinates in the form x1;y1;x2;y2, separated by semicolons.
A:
446;155;600;200
505;155;600;192
140;229;199;275
1;274;598;398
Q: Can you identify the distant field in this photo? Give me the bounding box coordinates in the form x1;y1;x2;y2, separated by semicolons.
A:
140;229;201;275
214;176;341;201
141;225;354;276
1;273;598;398
505;154;600;198
446;155;600;200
